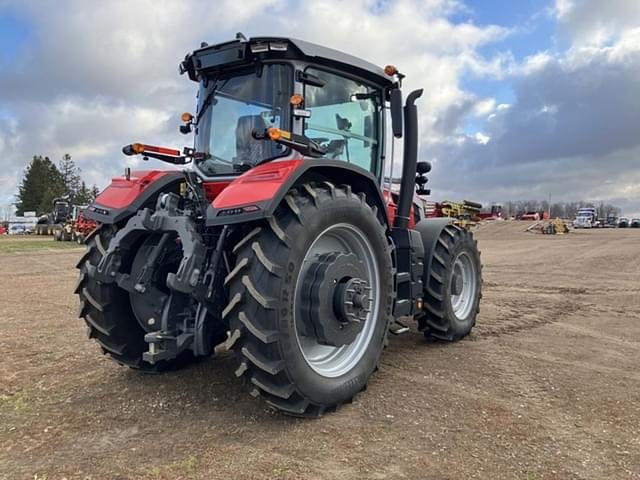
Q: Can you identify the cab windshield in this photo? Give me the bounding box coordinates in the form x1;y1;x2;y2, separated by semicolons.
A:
194;64;292;176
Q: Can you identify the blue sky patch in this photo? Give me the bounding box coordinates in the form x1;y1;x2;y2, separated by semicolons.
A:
0;9;31;65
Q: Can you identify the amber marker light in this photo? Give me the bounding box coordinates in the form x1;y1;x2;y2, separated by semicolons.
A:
267;127;292;141
132;143;145;154
181;112;194;122
290;94;304;106
267;127;282;141
384;64;398;76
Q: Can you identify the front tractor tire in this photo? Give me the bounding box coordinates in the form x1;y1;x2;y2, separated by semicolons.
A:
225;182;393;416
75;226;195;371
420;224;482;341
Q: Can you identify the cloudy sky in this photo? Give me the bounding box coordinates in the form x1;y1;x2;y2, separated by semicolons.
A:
1;0;639;216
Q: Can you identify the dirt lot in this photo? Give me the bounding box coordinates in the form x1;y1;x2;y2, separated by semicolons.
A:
1;226;639;479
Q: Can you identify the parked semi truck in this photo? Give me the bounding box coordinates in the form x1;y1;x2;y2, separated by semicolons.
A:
573;207;599;228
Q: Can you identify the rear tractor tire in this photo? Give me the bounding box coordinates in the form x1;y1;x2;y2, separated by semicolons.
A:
224;182;393;416
420;224;482;341
75;226;197;371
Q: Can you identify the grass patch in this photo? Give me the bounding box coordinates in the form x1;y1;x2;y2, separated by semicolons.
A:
0;392;34;413
144;455;199;479
0;237;83;254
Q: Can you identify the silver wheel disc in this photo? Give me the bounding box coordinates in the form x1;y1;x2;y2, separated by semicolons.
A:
294;223;380;378
450;251;477;320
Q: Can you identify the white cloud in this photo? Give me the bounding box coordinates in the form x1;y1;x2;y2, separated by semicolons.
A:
555;0;640;46
515;51;553;75
0;0;638;216
426;9;640;216
473;98;496;117
474;132;490;144
0;0;508;205
554;0;574;20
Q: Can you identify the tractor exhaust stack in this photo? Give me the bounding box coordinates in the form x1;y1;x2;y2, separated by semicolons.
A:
394;89;423;230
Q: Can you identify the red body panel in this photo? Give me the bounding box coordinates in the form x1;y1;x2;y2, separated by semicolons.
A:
202;181;231;202
210;160;416;227
383;190;417;229
95;170;171;209
95;161;419;229
212;159;304;209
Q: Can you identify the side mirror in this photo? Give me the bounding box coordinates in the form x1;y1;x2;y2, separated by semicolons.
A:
415;174;430;195
417;161;431;174
390;88;403;138
415;161;431;195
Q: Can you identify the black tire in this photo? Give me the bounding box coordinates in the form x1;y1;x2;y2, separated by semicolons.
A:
420;224;482;341
75;225;195;372
224;182;393;416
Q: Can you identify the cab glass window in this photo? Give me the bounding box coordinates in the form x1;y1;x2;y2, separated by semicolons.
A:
303;68;381;173
195;64;291;176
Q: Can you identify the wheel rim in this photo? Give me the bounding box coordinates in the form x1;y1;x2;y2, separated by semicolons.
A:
450;251;477;320
294;223;380;378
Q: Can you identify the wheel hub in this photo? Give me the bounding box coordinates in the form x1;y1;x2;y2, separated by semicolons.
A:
451;270;463;296
334;277;371;324
300;252;371;347
450;252;477;320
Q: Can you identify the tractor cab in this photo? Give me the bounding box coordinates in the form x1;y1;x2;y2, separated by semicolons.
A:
179;36;394;180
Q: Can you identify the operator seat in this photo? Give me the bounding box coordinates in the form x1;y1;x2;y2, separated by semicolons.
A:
235;115;273;168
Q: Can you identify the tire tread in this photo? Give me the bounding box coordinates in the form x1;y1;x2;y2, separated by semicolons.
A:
225;183;391;416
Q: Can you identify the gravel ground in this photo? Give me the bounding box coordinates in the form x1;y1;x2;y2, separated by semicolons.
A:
0;225;639;479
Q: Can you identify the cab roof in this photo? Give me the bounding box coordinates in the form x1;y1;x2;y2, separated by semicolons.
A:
181;35;395;88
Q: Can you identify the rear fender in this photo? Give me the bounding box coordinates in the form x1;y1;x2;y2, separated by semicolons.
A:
85;170;184;224
413;217;453;285
206;159;388;227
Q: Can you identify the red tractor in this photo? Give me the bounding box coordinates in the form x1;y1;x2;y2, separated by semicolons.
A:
77;35;482;416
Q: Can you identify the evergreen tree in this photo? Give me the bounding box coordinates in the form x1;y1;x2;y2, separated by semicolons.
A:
38;162;67;215
15;156;66;215
91;185;101;201
75;181;94;205
58;153;82;196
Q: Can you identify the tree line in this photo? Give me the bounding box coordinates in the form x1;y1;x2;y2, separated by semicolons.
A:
15;154;100;216
500;200;622;219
